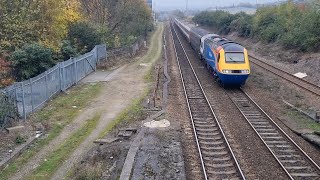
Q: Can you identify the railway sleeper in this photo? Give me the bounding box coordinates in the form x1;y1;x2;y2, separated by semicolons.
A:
193;117;214;121
199;140;224;146
206;170;238;175
268;145;292;148
278;154;301;159
280;159;306;164
201;146;227;151
290;173;319;178
205;163;235;168
201;150;228;156
249;121;269;124
285;166;311;170
194;123;217;128
254;125;273;128
256;128;277;132
196;127;219;132
198;136;222;141
265;140;288;144
203;157;231;162
263;136;283;140
197;132;220;136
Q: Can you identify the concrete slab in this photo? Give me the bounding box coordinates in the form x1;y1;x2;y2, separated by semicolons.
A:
301;134;320;148
5;126;24;134
81;65;127;83
93;138;119;144
143;119;170;128
294;72;307;79
119;128;146;180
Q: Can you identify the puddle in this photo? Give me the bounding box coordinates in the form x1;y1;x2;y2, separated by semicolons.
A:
143;119;170;128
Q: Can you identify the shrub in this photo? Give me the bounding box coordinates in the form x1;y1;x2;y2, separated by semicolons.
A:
193;1;320;52
9;43;55;81
230;12;253;37
68;22;102;54
59;40;79;61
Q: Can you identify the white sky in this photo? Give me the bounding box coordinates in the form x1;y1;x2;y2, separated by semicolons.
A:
153;0;281;10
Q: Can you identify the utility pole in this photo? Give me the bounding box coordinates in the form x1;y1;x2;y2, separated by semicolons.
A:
186;0;189;15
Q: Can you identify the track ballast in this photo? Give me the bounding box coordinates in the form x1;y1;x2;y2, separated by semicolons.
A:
170;22;245;180
228;89;320;180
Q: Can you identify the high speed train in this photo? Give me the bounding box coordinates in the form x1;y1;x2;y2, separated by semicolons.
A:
174;18;250;86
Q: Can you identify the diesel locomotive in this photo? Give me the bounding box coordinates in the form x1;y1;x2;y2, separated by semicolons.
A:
174;18;250;86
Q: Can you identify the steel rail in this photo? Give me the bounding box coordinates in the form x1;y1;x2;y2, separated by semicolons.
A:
249;56;320;96
228;88;320;179
170;21;246;180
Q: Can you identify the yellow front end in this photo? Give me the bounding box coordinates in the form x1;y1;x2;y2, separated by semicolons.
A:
215;48;250;86
217;49;250;74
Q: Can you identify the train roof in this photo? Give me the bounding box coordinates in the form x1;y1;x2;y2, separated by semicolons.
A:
190;27;210;37
222;43;244;52
210;37;244;51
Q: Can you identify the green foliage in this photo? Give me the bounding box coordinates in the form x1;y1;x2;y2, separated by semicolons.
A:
59;40;79;61
81;0;153;48
193;1;320;52
230;12;253;37
193;11;236;34
68;22;102;54
15;134;27;144
9;44;55;81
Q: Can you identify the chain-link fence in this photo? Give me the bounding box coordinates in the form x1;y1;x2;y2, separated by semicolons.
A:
0;45;107;127
107;37;146;59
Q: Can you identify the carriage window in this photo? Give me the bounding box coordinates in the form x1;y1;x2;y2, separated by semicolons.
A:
225;53;245;63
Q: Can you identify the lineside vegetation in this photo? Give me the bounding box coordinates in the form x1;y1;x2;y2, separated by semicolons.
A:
0;0;153;86
193;0;320;52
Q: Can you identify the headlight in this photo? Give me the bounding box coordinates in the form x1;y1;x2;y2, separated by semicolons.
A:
222;70;232;74
242;70;250;74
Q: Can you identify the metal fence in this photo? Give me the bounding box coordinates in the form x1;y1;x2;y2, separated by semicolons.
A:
107;37;146;59
0;45;107;127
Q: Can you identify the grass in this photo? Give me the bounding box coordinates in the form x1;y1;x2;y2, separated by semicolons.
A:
27;113;100;179
66;24;164;179
0;83;102;180
98;96;145;138
98;24;164;138
287;109;320;132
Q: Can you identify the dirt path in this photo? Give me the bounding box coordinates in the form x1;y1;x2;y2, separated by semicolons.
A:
10;24;164;180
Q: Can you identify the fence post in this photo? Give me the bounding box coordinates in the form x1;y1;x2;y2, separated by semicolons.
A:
45;71;49;99
21;82;26;120
95;47;98;70
59;62;63;91
30;78;34;113
73;58;78;84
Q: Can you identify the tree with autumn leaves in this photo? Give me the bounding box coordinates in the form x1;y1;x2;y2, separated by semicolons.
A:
0;0;153;85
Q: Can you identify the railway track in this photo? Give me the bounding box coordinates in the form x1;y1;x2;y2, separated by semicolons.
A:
228;89;320;180
249;55;320;96
169;22;245;180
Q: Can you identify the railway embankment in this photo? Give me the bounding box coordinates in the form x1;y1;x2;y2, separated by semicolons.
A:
0;23;188;180
67;23;187;179
184;21;320;149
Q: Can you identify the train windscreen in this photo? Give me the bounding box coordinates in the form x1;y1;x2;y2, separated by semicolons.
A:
225;53;245;63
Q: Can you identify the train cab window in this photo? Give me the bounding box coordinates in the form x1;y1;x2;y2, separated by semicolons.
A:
225;52;245;63
217;54;220;63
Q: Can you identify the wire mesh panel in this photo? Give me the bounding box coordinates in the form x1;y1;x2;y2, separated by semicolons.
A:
0;87;19;127
0;44;107;127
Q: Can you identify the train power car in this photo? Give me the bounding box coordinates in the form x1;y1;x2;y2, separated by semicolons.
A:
175;19;251;86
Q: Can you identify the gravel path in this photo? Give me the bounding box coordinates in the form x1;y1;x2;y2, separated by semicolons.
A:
9;24;164;180
51;24;164;180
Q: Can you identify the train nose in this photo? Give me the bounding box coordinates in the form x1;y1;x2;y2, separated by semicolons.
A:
219;74;250;86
